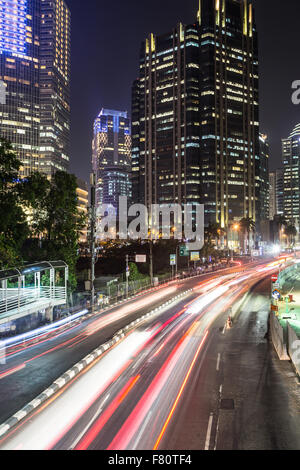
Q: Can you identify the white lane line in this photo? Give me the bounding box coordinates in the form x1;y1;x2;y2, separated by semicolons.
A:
216;353;221;371
219;384;223;395
204;413;214;450
222;324;226;335
68;394;110;449
132;411;152;450
214;417;220;451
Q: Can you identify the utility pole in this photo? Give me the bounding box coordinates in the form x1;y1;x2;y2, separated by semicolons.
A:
149;240;154;286
126;254;129;298
90;173;96;313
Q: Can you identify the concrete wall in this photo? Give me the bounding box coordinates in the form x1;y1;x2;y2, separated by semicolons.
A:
287;323;300;376
270;312;289;360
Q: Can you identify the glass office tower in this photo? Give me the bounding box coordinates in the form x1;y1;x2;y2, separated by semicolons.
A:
0;0;71;178
282;123;300;228
0;0;41;177
132;0;261;230
39;0;71;176
199;0;259;227
258;133;269;222
92;109;132;215
132;23;202;211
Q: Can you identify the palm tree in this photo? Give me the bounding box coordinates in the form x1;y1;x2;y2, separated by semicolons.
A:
205;223;226;246
284;224;297;247
239;217;256;254
277;215;287;246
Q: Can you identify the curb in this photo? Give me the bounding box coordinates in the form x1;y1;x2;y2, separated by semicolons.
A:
0;288;192;440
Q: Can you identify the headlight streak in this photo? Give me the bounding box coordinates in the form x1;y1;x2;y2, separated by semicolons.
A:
0;263;275;450
106;319;207;451
82;287;177;338
153;330;209;450
75;375;141;451
1;310;89;349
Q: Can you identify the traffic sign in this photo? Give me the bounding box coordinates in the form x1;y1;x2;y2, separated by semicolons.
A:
135;255;147;263
272;289;281;301
190;252;200;262
271;275;278;283
170;254;176;266
179;245;189;257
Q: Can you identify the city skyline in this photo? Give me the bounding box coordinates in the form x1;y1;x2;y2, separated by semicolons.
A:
0;1;300;454
66;0;300;183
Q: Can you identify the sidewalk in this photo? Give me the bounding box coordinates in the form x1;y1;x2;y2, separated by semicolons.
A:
278;269;300;337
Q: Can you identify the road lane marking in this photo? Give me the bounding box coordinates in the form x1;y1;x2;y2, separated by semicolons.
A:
214;417;220;450
205;413;214;450
216;354;221;371
68;394;110;450
132;411;153;449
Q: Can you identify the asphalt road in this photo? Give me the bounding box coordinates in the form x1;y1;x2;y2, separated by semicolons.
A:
1;262;293;450
0;264;248;423
163;278;300;450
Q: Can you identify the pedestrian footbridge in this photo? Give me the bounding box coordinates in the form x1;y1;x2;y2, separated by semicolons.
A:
0;261;68;325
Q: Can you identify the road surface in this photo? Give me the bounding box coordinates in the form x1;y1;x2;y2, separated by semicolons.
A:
2;260;297;450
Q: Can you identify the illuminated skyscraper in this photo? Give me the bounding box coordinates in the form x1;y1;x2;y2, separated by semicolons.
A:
0;0;41;176
132;23;202;212
92;109;131;215
258;133;269;222
282;123;300;228
39;0;71;176
199;0;259;228
269;168;284;221
0;0;70;178
132;0;260;230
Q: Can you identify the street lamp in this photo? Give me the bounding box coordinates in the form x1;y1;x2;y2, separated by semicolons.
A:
230;223;240;259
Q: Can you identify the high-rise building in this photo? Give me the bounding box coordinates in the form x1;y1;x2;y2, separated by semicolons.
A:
269;168;284;220
132;0;260;230
76;178;89;244
200;0;259;228
269;171;276;221
282;123;300;228
0;0;70;178
0;0;41;177
39;0;71;176
258;134;269;222
92;109;131;215
132;23;202;212
276;168;284;216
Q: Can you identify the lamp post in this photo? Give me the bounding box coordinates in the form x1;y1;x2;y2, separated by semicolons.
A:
90;173;96;313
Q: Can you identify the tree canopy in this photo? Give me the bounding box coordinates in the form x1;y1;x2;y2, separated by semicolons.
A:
0;138;86;291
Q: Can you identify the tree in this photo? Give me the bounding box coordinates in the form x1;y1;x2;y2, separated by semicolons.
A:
0;138;29;269
128;262;143;281
284;224;297;247
205;223;226;247
277;215;287;245
17;172;50;237
239;217;256;254
43;171;86;291
19;171;86;291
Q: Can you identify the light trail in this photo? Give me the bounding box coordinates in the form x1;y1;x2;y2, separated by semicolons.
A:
153;330;209;450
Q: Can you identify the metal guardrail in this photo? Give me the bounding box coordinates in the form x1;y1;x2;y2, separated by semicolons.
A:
0;287;66;315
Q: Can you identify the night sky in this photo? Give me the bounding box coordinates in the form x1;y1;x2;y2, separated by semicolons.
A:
65;0;300;183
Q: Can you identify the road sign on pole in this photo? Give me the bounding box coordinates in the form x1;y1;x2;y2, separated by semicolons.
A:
179;245;189;257
272;289;281;301
190;252;200;262
135;255;147;263
170;254;176;266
